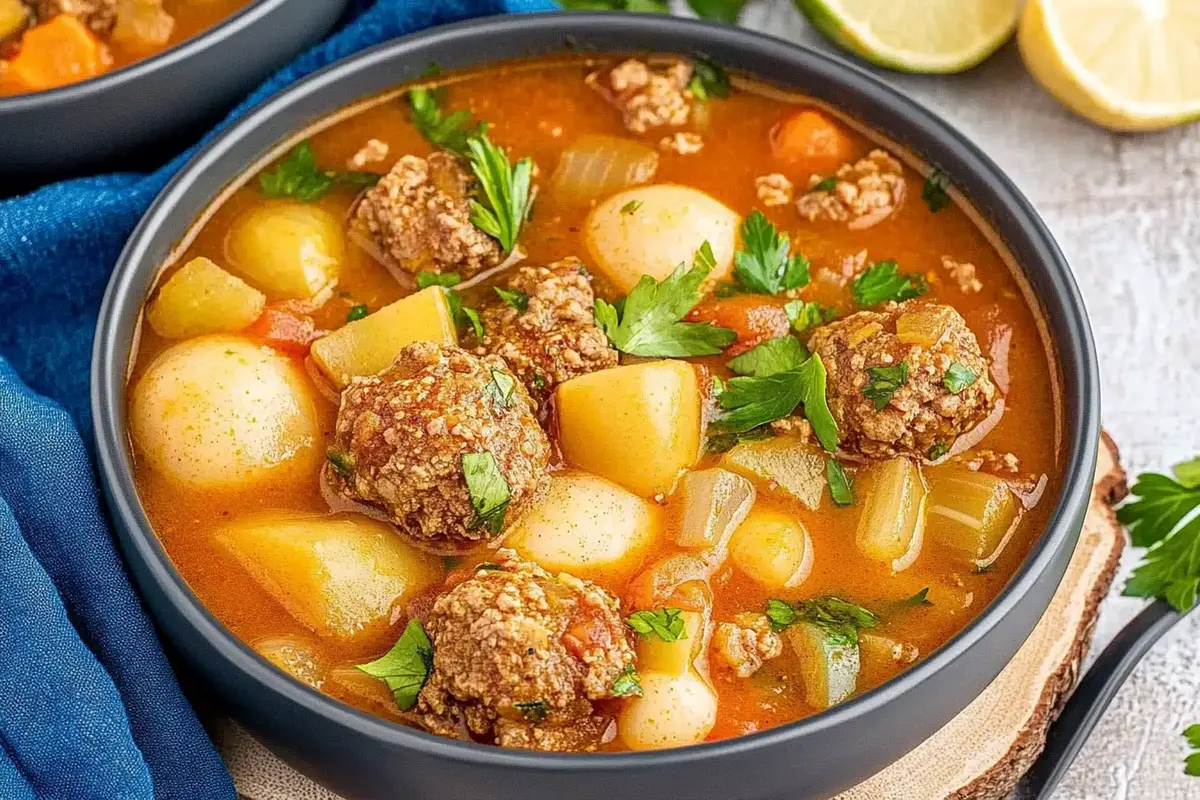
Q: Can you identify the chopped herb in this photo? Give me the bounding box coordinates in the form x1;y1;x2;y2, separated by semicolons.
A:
476;562;504;571
355;619;433;711
685;0;747;23
826;459;853;506
462;451;511;534
927;441;950;461
611;664;644;697
627;607;688;642
466;132;534;254
494;286;529;312
442;288;484;338
441;555;463;570
687;57;730;101
514;700;549;724
620;199;643;215
712;354;839;452
852;260;928;307
922;168;951;213
408;84;484;156
812;176;838;192
862;362;909;411
259;141;381;202
704;427;773;454
559;0;668;12
727;336;809;378
711;375;728;399
733;211;810;295
1175;457;1200;489
532;373;547;391
484;368;517;407
713;281;745;299
891;588;933;611
416;271;461;289
943;362;978;394
346;304;369;322
1118;459;1200;611
784;300;837;335
326;449;354;480
765;598;799;631
1185;725;1200;776
764;596;879;646
595;245;737;357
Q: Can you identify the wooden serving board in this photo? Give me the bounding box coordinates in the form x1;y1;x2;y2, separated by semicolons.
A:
223;433;1127;800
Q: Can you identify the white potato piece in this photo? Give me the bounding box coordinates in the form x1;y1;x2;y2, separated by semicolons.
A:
728;507;814;590
585;184;738;293
507;471;660;581
618;670;718;751
225;200;343;299
130;335;321;487
217;514;441;641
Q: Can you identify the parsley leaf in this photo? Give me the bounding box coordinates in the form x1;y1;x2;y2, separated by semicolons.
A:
1185;725;1200;777
259;141;380;202
416;271;461;289
784;300;836;335
687;57;730;101
356;619;434;711
484;368;517;407
922;168;951;213
462;451;510;534
440;287;483;338
1119;463;1200;612
595;248;737;357
927;441;950;461
943;362;978;394
734;211;810;295
326;449;354;480
704;427;774;454
827;459;853;506
611;664;644;697
620;199;643;215
1117;468;1200;548
685;0;747;23
408;85;484;156
494;286;528;312
812;176;838;192
514;699;549;724
764;596;879;645
713;354;839;451
726;336;809;378
765;598;798;631
862;362;908;411
889;588;933;611
466;132;534;254
1175;457;1200;489
852;261;927;307
627;607;689;642
346;304;369;322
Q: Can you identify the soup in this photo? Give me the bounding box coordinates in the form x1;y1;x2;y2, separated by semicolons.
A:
0;0;252;96
126;55;1062;753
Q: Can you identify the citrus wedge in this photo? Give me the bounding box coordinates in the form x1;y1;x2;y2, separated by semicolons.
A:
1019;0;1200;131
796;0;1020;74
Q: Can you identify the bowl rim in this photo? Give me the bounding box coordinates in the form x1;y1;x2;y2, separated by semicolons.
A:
91;11;1100;773
0;0;282;111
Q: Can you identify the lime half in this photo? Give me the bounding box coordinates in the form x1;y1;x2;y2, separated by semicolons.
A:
796;0;1020;74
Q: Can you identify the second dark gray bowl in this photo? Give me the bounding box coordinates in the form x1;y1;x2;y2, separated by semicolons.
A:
92;13;1100;800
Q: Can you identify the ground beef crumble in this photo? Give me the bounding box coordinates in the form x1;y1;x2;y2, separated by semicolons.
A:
712;613;782;678
796;149;906;229
347;138;389;170
755;173;794;207
941;256;983;294
660;132;703;154
587;58;694;134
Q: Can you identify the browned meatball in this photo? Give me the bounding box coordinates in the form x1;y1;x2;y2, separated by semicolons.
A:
417;550;636;751
324;343;550;553
34;0;117;33
355;151;503;278
472;259;618;411
808;301;998;460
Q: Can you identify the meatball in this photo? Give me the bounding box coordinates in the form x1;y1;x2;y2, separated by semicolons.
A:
324;343;550;552
355;151;503;278
417;550;636;751
35;0;117;33
473;259;618;411
808;301;998;460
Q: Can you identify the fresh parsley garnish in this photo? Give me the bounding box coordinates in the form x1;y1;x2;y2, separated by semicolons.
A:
851;261;928;307
484;368;517;407
684;0;747;24
812;176;838;192
704;427;774;454
620;199;643;215
466;132;534;254
862;362;908;411
476;562;503;571
712;354;839;451
1174;457;1200;488
784;300;836;335
416;271;461;289
514;700;549;724
927;441;950;461
355;619;434;711
611;663;643;697
890;588;933;611
922;168;951;213
346;304;369;322
627;607;688;642
531;373;547;391
559;0;668;12
462;451;510;534
594;245;737;357
827;459;853;506
494;286;528;312
408;84;484;156
726;336;809;378
326;449;354;480
687;57;730;101
1185;725;1200;776
440;287;483;338
733;211;810;295
765;596;879;646
943;362;978;394
259;141;381;202
1118;460;1200;611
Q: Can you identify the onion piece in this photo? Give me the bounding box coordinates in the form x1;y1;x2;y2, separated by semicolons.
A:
1010;473;1049;510
347;225;415;291
989;324;1012;396
456;245;527;290
945;397;1005;461
550;134;658;205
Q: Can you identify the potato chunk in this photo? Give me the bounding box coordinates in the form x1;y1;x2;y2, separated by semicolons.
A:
585;184;738;293
555;360;702;497
729;507;814;590
310;287;457;388
636;609;705;676
226;200;343;299
925;466;1021;566
217;515;440;641
618;670;718;751
720;438;826;511
252;635;327;689
787;621;860;709
855;457;927;572
146;257;266;339
506;471;660;582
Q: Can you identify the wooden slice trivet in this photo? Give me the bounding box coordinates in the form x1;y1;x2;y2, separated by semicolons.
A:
222;433;1128;800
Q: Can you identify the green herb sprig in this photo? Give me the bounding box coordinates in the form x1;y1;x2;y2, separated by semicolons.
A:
355;620;434;711
1118;459;1200;611
733;211;810;295
765;596;879;646
627;608;689;642
713;354;839;451
260;141;380;202
462;451;511;534
852;261;927;307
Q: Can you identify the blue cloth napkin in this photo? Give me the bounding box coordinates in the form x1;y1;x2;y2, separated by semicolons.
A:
0;0;555;797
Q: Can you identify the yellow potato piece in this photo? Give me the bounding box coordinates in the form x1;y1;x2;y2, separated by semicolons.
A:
555;360;702;497
618;670;718;751
311;286;458;388
225;200;343;299
217;514;440;641
729;507;814;590
636;610;705;677
146;257;266;340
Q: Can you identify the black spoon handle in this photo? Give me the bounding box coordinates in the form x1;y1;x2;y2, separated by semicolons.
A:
1016;599;1186;799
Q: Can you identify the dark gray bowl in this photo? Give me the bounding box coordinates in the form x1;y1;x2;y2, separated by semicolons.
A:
0;0;347;178
91;13;1100;800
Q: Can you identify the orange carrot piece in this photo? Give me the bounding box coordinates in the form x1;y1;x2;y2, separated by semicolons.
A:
8;15;110;92
688;295;791;357
243;306;322;355
769;108;852;166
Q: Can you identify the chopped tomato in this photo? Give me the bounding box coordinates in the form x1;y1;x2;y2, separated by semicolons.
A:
689;295;790;356
769;108;852;168
244;305;322;355
8;16;110;92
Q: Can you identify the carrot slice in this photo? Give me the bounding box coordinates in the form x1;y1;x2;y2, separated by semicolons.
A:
244;306;322;355
688;295;790;357
769;108;852;166
8;15;111;92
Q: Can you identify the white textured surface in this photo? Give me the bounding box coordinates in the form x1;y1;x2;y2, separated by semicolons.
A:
225;6;1200;798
